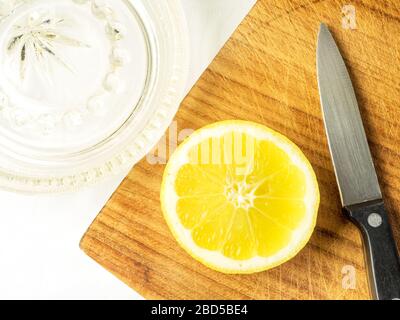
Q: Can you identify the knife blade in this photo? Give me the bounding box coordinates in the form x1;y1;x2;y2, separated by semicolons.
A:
316;23;400;300
317;23;381;207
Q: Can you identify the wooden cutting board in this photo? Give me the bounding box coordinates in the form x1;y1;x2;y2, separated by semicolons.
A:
80;0;400;300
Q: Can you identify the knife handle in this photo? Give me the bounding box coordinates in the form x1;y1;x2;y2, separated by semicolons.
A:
344;200;400;300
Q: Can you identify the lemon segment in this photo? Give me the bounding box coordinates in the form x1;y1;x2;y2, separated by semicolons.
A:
161;120;320;274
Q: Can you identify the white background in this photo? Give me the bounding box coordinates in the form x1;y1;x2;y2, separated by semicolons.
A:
0;0;256;300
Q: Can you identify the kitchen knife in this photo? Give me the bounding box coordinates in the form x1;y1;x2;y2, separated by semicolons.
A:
316;23;400;300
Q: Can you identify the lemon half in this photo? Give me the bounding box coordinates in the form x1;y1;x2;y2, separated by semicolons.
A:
161;120;319;274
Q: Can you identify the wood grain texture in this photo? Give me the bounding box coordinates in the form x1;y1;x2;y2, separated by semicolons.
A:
80;0;400;300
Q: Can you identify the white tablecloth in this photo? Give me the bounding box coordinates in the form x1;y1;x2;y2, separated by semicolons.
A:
0;0;256;300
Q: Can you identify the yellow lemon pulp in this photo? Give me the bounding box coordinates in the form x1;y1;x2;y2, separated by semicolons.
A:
161;120;319;274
